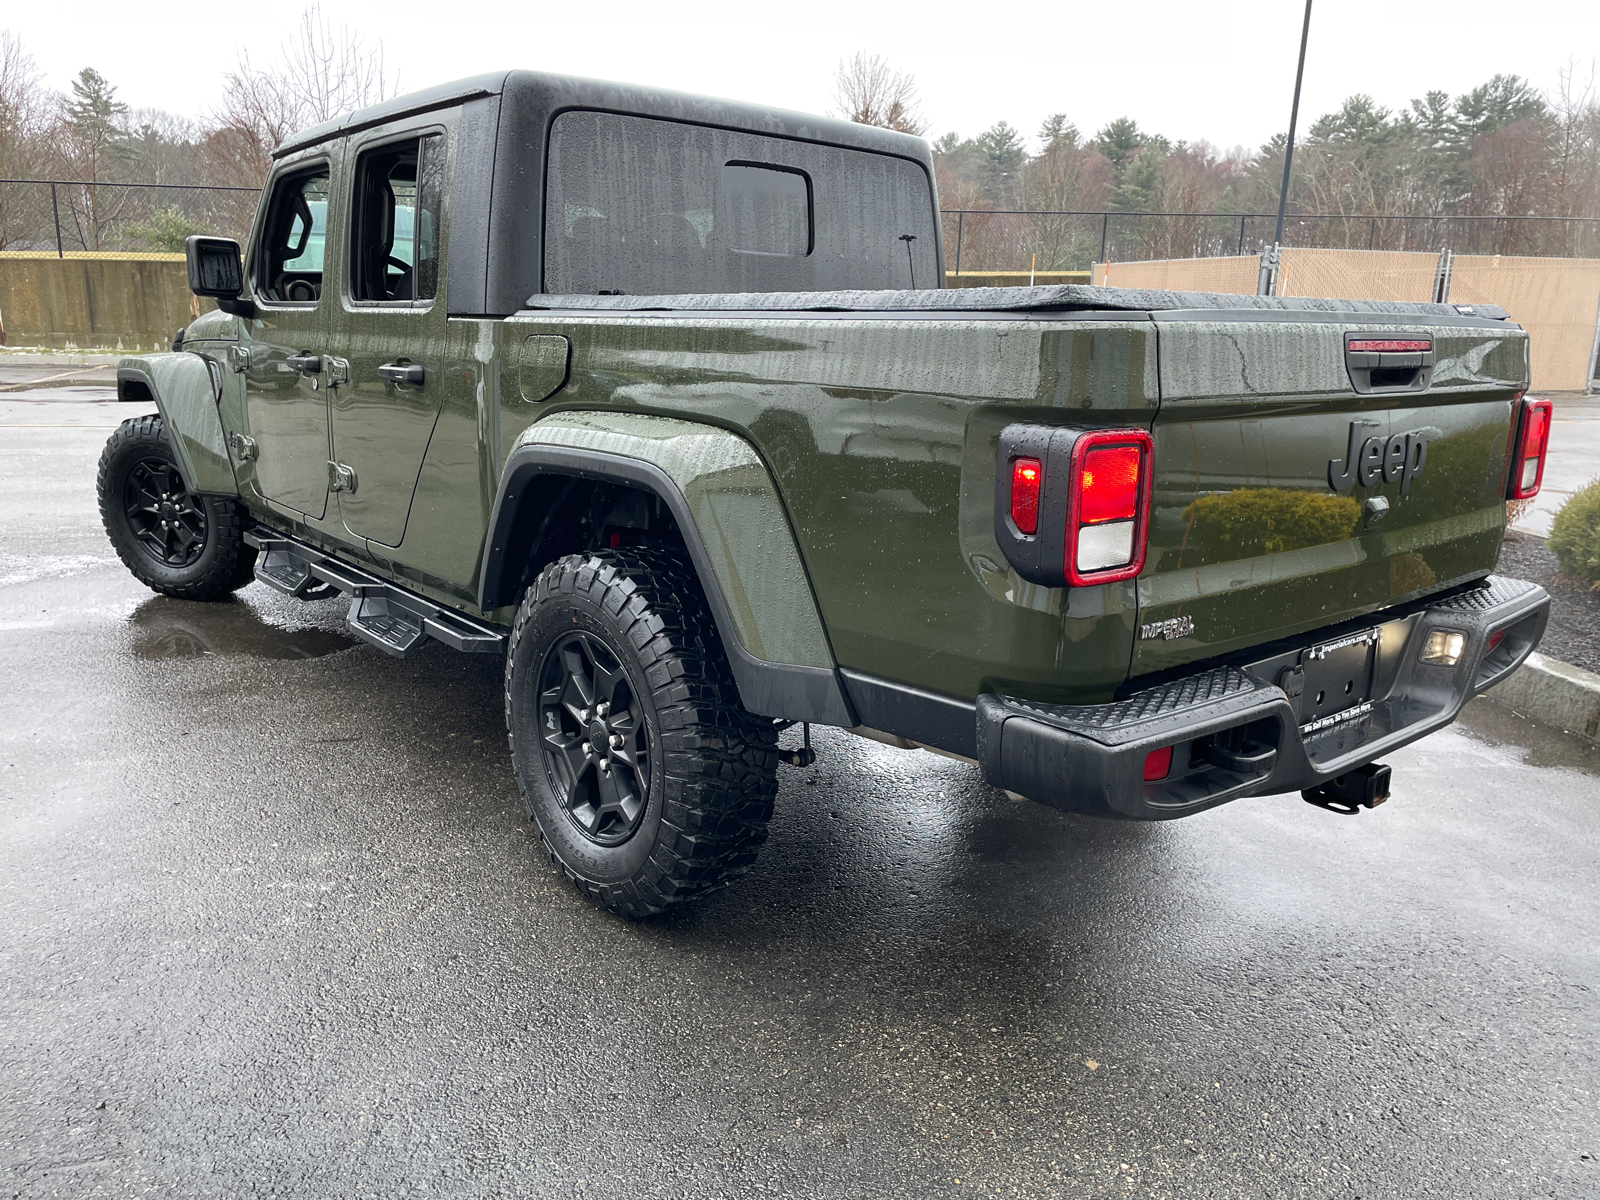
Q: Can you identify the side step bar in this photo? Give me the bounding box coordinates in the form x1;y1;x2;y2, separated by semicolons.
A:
244;529;506;658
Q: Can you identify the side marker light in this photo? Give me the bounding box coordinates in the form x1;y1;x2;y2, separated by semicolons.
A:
1143;745;1173;782
1011;458;1041;534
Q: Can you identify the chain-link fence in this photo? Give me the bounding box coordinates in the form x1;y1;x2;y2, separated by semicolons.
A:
7;181;1596;267
942;210;1600;275
0;180;260;257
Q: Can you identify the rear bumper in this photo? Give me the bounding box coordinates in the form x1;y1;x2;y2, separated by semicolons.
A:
977;575;1549;820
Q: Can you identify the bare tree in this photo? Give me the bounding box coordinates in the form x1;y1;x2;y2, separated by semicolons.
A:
0;30;52;248
831;53;925;136
1549;60;1600;223
1016;131;1111;269
212;4;395;185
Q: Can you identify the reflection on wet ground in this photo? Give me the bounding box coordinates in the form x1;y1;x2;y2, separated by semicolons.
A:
126;593;356;660
6;405;1600;1198
1458;692;1600;776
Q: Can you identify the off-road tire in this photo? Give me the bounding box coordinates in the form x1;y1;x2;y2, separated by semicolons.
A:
97;414;256;600
505;549;779;918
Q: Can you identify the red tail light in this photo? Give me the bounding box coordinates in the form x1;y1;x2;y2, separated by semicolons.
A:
1508;396;1551;500
1143;745;1173;782
1010;458;1042;534
1066;429;1154;586
1079;446;1142;523
1487;629;1507;652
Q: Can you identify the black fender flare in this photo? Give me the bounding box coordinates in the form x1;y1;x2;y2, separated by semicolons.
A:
479;443;856;728
115;354;237;496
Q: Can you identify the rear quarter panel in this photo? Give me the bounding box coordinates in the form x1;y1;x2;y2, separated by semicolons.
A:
504;314;1159;703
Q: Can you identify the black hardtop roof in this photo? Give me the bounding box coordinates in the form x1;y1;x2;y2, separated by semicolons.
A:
273;69;930;161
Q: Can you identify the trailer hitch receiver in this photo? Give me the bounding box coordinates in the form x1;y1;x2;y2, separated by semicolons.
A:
1302;762;1391;815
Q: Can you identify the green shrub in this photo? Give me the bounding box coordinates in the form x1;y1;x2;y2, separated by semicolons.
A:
128;207;204;253
1548;477;1600;584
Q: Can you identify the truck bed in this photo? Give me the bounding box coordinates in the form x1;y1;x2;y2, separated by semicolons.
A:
492;285;1525;706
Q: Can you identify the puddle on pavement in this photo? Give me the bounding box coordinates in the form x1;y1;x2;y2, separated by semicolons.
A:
128;594;356;660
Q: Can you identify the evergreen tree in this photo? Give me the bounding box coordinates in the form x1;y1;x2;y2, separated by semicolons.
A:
974;121;1026;205
64;67;130;172
1037;113;1079;152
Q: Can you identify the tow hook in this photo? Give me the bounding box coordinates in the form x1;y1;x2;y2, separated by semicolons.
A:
776;721;817;768
1302;762;1391;815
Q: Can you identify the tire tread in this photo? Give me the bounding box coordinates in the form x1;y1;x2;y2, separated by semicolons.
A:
96;414;255;601
504;549;778;918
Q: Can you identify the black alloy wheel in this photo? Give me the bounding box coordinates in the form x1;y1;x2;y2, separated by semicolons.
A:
537;631;652;846
504;548;780;918
123;457;208;568
97;414;256;601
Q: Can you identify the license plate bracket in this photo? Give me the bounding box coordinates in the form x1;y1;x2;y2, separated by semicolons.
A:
1293;628;1379;733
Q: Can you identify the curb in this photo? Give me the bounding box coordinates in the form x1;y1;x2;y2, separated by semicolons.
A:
0;352;126;366
1484;652;1600;744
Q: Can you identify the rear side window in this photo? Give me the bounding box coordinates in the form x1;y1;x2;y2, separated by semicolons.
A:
351;133;444;304
543;111;936;295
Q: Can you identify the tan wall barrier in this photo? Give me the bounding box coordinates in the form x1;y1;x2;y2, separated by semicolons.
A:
5;249;1595;390
1448;255;1600;392
1092;248;1600;392
0;252;214;351
947;270;1091;288
1277;247;1441;303
1092;256;1258;294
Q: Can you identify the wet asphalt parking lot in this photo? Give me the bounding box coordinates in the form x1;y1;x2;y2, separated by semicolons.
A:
2;384;1599;1199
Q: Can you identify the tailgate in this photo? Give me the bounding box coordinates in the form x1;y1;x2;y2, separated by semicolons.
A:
1132;312;1528;679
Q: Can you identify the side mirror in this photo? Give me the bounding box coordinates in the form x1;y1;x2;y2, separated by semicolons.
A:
185;236;255;318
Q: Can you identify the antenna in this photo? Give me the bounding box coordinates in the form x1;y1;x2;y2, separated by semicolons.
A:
898;233;917;289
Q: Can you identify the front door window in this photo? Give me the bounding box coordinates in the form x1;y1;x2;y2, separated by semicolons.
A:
257;168;330;304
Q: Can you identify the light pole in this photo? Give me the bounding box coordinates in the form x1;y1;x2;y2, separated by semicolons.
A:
1260;0;1313;295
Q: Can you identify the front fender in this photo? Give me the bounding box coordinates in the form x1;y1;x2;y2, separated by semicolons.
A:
481;411;853;726
117;353;237;496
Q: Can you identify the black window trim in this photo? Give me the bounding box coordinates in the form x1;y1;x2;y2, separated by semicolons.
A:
251;155;333;310
345;124;447;312
721;160;814;259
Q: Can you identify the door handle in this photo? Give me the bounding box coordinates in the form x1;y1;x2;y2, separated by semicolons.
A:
285;353;321;374
377;361;425;387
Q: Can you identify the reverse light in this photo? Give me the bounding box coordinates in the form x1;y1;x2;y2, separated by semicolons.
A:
1066;430;1154;585
1508;395;1552;500
1420;629;1467;667
1010;458;1042;534
1143;745;1173;782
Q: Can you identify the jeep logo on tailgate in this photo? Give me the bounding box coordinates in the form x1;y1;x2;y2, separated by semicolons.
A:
1328;422;1429;495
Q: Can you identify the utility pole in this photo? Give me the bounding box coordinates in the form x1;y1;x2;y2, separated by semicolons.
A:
1260;0;1313;296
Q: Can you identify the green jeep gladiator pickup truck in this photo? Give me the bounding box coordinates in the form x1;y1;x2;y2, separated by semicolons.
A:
98;71;1552;917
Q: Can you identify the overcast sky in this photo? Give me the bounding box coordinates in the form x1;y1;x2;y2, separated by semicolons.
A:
9;0;1599;152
